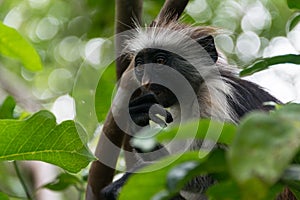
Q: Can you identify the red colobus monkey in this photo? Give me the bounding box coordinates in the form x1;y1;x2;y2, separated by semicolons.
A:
102;21;281;200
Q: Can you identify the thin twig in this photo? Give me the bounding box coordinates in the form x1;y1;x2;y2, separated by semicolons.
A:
13;161;33;200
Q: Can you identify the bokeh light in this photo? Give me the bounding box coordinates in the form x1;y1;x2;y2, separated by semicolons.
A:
36;17;60;41
236;31;261;61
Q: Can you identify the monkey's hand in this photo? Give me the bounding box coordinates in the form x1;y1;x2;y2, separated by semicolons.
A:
129;93;173;127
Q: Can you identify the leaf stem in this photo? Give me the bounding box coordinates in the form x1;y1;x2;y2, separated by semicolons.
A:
74;184;84;200
13;161;33;200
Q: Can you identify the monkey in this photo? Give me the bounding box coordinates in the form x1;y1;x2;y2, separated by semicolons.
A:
101;20;281;200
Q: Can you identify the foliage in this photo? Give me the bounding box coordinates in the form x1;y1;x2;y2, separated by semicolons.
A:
156;119;236;145
0;97;95;173
120;104;300;200
240;54;300;76
42;173;83;191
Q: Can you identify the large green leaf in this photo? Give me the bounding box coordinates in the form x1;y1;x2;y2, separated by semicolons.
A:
0;110;95;173
0;21;42;71
228;104;300;199
166;150;227;193
240;54;300;77
119;150;226;200
156;119;236;145
119;151;201;200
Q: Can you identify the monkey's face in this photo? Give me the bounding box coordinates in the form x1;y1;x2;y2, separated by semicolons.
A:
133;48;177;107
133;48;200;108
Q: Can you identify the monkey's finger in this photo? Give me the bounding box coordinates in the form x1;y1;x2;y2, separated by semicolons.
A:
149;104;173;124
129;103;155;113
149;112;167;128
165;111;173;123
130;113;150;127
129;93;158;107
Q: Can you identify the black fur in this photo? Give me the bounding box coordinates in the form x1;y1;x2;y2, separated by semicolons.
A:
102;173;132;200
222;73;281;119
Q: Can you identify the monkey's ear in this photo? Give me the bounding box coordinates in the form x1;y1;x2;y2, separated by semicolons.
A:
196;35;218;63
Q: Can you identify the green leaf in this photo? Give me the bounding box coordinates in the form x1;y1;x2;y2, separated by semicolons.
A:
119;151;201;200
0;96;16;119
240;54;300;77
228;105;300;199
287;12;300;31
166;161;199;191
287;0;300;10
290;188;300;199
208;182;282;200
157;119;236;145
43;173;82;191
0;110;95;173
166;150;227;193
95;63;116;122
119;150;227;200
265;184;285;200
0;21;42;71
206;180;284;200
0;192;9;200
207;181;241;200
274;103;300;121
74;38;115;134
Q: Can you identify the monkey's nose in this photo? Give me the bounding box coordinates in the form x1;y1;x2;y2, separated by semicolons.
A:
143;83;151;92
141;76;151;86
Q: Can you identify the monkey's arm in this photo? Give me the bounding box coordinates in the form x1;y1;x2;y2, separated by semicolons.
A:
101;93;174;200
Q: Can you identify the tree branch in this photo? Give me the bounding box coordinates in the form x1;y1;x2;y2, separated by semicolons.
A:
153;0;189;25
86;1;143;200
115;0;143;80
86;111;126;200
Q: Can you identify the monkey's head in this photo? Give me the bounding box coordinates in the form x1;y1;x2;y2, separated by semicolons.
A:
125;22;219;108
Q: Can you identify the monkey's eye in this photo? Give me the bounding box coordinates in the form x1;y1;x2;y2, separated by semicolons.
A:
135;61;143;67
135;62;144;79
155;56;166;65
135;65;144;74
135;58;143;67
